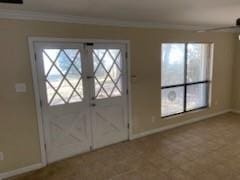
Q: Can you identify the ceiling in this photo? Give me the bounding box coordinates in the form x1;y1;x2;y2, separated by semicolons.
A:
0;0;240;27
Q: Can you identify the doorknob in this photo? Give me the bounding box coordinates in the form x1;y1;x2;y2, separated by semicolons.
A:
87;76;94;79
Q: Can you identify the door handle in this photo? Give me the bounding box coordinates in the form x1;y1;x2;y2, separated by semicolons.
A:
91;103;96;107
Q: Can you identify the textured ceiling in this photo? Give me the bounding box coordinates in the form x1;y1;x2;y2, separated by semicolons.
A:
0;0;240;27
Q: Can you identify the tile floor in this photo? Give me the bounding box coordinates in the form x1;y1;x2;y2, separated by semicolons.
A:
9;113;240;180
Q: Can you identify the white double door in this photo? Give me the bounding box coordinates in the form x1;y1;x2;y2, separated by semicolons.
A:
34;42;129;163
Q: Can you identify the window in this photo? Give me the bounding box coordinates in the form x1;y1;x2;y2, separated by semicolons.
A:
161;43;213;117
43;49;83;106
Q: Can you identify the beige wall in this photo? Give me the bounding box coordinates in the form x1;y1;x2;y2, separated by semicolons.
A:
232;37;240;110
0;19;236;173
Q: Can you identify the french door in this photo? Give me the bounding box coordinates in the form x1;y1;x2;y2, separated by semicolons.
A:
34;42;129;163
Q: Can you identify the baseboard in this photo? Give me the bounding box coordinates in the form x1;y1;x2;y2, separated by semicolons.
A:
0;163;44;180
231;109;240;114
130;109;232;140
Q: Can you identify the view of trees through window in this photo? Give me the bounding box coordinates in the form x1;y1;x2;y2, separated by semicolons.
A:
161;43;212;117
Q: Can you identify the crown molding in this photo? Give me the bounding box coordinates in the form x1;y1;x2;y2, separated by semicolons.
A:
0;9;210;30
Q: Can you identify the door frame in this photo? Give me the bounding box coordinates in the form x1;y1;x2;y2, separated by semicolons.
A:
28;37;133;166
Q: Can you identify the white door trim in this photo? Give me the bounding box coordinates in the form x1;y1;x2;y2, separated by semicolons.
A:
28;37;132;167
28;39;48;166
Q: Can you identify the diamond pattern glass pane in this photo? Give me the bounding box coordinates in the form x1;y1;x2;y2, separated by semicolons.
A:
95;64;107;80
74;53;82;73
116;79;122;92
64;49;79;61
109;64;121;83
43;53;53;75
115;54;122;69
102;52;114;71
58;80;73;102
103;77;115;96
76;80;83;99
47;66;63;89
97;89;108;99
109;49;120;59
43;49;84;106
46;82;55;103
94;79;101;96
111;87;121;97
44;49;60;61
66;66;81;87
55;51;71;74
93;49;123;99
51;94;64;106
69;92;82;103
94;49;106;63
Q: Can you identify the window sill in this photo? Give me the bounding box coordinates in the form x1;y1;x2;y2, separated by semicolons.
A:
161;106;209;120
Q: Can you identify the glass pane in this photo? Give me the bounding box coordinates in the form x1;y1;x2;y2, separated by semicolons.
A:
109;49;120;59
187;44;211;83
51;94;64;106
74;53;82;73
75;80;84;99
186;83;208;111
161;44;185;86
111;88;121;97
55;51;71;74
116;79;122;92
58;80;73;102
93;49;106;64
47;66;63;89
69;92;82;103
44;49;60;61
103;77;115;96
46;82;55;103
64;49;79;61
93;49;123;99
161;87;184;117
109;64;121;83
115;54;122;68
66;66;81;87
43;48;83;106
43;53;52;75
102;51;114;71
97;89;108;99
95;65;107;82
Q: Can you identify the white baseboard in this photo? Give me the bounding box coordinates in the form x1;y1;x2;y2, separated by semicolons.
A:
231;109;240;114
130;109;232;140
0;163;44;180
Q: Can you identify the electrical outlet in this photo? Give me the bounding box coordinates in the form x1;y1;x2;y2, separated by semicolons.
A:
0;152;4;161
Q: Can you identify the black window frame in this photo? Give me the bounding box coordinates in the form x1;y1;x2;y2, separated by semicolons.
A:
161;43;213;118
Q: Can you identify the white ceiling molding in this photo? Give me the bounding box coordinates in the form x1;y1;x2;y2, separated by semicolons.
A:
0;9;213;31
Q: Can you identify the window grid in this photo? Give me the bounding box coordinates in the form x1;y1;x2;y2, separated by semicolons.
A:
161;43;211;118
